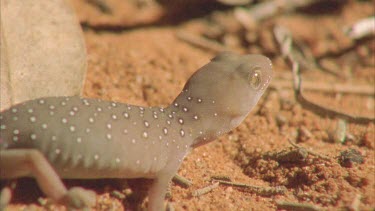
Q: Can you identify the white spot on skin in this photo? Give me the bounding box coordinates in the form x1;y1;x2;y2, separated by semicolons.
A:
160;108;164;112
30;116;36;123
115;158;121;163
112;114;117;120
139;107;145;111
199;131;203;135
180;129;185;137
167;120;171;125
28;109;33;113
42;124;47;129
159;136;162;140
187;96;192;101
61;101;66;106
133;122;137;125
194;115;199;120
111;102;117;107
142;131;148;138
49;111;54;116
49;105;55;110
127;106;132;110
107;124;112;129
178;118;184;124
168;114;173;119
174;103;179;107
154;157;157;161
106;134;112;140
77;137;82;143
183;107;188;112
97;107;102;112
13;129;19;135
123;112;130;119
83;99;90;106
69;111;75;116
52;136;57;141
72;107;78;112
132;139;136;144
62;118;67;124
197;98;202;103
70;126;76;132
185;145;188;149
89;117;94;123
163;128;168;135
86;128;91;133
153;114;158;119
94;154;99;160
214;113;218;117
136;160;140;165
0;125;6;130
13;136;18;142
12;116;18;121
55;149;61;154
11;108;17;113
144;121;150;127
39;99;45;104
212;100;215;104
30;134;37;140
123;129;128;134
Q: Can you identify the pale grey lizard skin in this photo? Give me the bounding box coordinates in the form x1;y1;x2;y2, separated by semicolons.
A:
0;52;272;210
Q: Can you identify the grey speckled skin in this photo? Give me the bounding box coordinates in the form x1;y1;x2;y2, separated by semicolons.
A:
0;52;272;210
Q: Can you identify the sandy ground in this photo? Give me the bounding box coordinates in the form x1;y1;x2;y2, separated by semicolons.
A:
3;0;374;210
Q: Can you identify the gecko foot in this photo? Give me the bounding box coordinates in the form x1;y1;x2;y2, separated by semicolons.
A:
0;187;12;210
60;187;96;209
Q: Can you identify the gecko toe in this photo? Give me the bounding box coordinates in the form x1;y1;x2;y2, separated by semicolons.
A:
63;187;96;209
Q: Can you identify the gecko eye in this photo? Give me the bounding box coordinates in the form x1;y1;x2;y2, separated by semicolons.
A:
249;69;262;89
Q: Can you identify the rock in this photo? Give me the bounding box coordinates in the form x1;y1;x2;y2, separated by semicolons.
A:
0;0;87;110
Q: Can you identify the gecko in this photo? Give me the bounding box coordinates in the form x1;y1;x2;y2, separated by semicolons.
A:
0;52;272;210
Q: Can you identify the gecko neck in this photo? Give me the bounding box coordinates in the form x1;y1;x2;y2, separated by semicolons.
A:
167;91;241;149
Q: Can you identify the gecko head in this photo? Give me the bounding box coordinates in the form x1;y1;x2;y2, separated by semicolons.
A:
178;52;272;132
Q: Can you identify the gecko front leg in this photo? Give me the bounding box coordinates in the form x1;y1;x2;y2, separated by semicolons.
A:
147;152;186;211
0;149;96;208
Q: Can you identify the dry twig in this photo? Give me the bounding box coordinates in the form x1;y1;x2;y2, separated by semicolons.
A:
345;16;375;40
270;79;374;96
288;139;331;161
241;0;321;22
276;200;322;211
215;180;286;196
192;182;219;197
173;174;192;188
274;25;375;124
176;31;230;53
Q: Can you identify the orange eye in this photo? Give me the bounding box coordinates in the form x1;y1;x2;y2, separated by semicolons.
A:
249;69;262;89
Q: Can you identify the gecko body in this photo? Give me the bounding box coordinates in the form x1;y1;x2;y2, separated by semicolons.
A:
0;52;272;210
